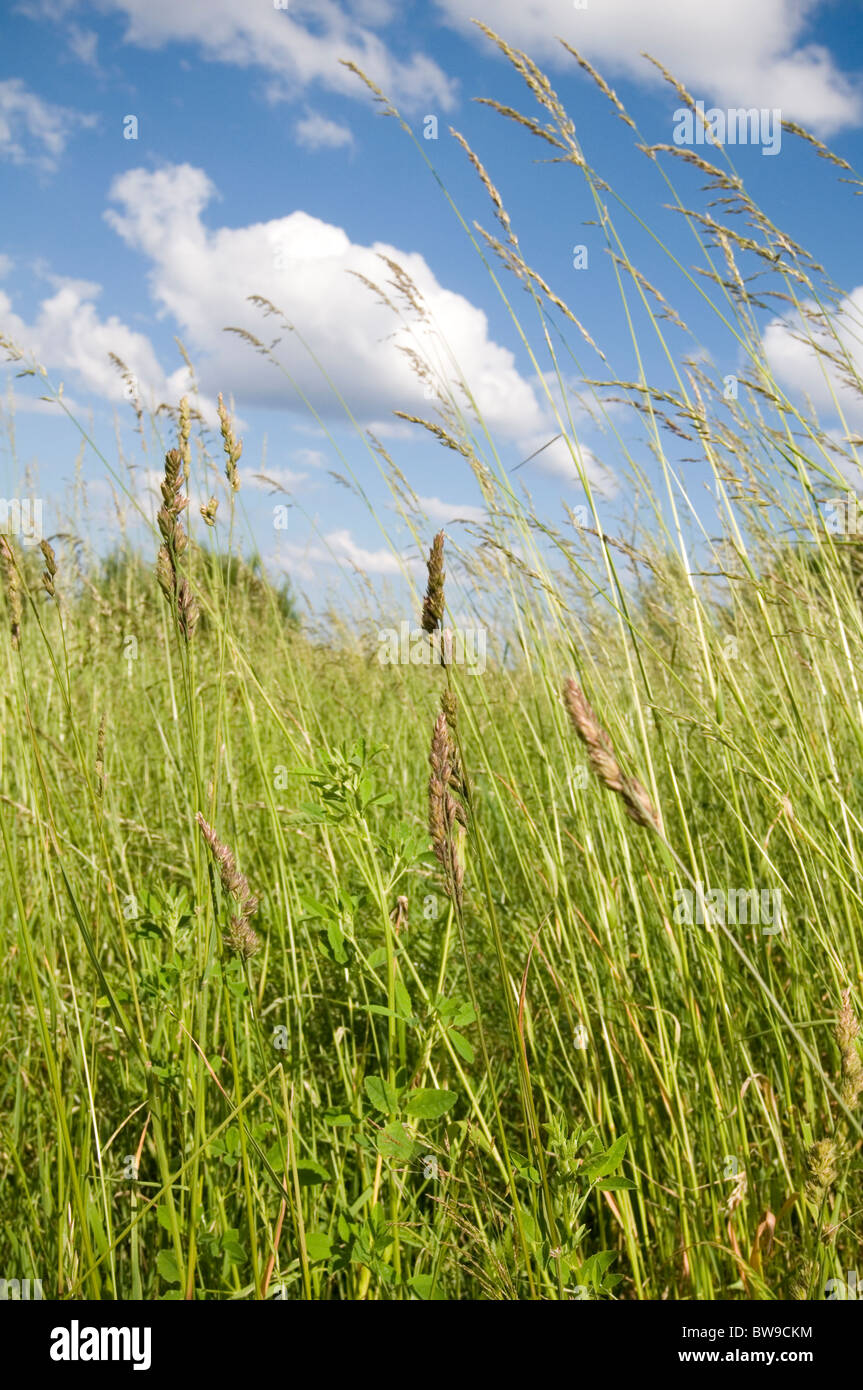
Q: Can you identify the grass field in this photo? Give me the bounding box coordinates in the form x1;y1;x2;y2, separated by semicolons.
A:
1;30;862;1301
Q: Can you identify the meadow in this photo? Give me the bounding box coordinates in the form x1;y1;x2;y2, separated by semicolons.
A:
1;28;862;1300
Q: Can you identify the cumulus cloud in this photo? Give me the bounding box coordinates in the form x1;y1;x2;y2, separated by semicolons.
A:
0;278;174;404
0;79;96;171
93;0;455;112
295;111;354;150
2;159;611;493
437;0;862;134
99;162;605;479
763;288;863;424
274;529;410;582
417;495;486;524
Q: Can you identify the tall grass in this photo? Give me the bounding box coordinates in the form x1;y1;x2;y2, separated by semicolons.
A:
1;26;862;1300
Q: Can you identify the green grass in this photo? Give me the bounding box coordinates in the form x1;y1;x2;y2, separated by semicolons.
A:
1;27;862;1301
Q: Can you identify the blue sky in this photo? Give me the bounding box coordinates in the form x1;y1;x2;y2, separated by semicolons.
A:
2;0;862;609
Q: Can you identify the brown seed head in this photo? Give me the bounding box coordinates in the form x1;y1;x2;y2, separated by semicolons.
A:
156;438;197;640
421;530;445;633
40;539;57;597
428;712;465;906
440;688;458;729
95;713;107;798
225;915;260;961
563;677;662;831
0;535;22;648
176;577;200;641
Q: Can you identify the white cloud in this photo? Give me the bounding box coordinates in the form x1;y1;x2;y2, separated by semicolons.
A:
292;447;327;469
67;25;99;67
274;528;410;581
0;279;173;404
516;432;618;496
100;162;601;474
240;465;308;492
3;160;612;493
0;390;83;417
436;0;862;134
94;0;456;112
417;495;486;524
763;287;863;424
0;79;96;171
295;111;354;150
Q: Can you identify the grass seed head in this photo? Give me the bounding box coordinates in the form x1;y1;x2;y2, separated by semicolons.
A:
95;714;106;797
40;539;56;597
225;915;261;961
176;576;200;641
0;535;22;648
805;1137;837;1202
195;814;260;958
218;393;243;490
178;395;192;479
837;988;863;1108
421;530;446;633
563;678;662;832
428;711;465;907
155;436;198;641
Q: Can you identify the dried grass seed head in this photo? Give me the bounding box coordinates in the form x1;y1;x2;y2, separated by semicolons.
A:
563;677;662;832
0;535;22;647
421;530;446;633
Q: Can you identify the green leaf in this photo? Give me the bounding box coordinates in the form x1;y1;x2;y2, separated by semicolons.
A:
595;1177;636;1191
578;1250;617;1287
364;1074;399;1114
221;1228;245;1264
405;1089;457;1120
295;1159;329;1187
584;1133;628;1181
376;1121;418;1162
518;1205;540;1246
157;1249;180;1285
156;1204;174;1234
449;1030;475;1063
318;919;350;965
394;977;413;1020
292;803;329;824
409;1273;445;1300
305;1232;333;1262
